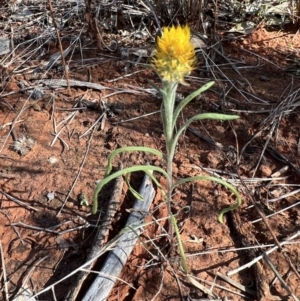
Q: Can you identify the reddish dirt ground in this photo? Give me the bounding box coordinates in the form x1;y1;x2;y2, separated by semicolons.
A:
1;16;300;301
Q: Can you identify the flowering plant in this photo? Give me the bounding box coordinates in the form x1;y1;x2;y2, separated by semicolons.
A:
93;25;241;273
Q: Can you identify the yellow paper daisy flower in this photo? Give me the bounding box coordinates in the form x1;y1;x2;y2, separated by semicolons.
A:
152;25;196;84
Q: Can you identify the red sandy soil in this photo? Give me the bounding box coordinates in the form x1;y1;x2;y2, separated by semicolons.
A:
1;20;300;301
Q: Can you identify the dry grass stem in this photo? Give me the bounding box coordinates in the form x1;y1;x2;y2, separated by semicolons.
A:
47;0;71;94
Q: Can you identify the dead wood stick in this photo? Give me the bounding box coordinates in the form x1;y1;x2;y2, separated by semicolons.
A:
0;172;18;179
0;191;39;212
228;229;300;276
82;172;155;301
0;239;9;301
34;79;110;91
66;165;124;301
216;272;256;296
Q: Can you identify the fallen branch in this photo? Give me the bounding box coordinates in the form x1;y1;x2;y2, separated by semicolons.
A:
82;172;155;301
34;79;110;91
66;164;124;300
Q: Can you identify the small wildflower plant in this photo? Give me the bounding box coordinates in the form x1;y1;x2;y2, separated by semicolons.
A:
93;25;241;273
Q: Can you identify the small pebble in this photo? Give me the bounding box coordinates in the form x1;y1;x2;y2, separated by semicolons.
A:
32;103;41;111
47;191;55;201
48;156;58;164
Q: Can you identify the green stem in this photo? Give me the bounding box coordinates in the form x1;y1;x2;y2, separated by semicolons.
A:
161;81;178;237
166;156;173;225
170;213;188;273
162;81;177;149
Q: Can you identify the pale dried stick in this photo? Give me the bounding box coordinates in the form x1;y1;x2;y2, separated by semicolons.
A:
252;199;300;223
0;120;24;130
263;253;300;301
228;230;300;276
30;233;121;299
47;0;71;94
247;186;300;208
0;191;39;212
149;264;165;301
201;49;256;103
216;272;256;296
56;120;97;216
15;220;86;238
101;89;141;98
50;111;77;147
11;222;60;234
107;69;145;82
79;111;105;138
242;48;281;69
112;110;161;125
51;134;70;151
0;96;30;154
10;26;15;59
0;239;9;301
187;274;248;298
187;241;300;258
14;255;48;300
58;222;90;235
251;122;276;177
1;29;51;82
1;211;25;245
51;286;58;301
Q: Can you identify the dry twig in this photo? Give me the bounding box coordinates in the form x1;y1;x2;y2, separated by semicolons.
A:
47;0;71;94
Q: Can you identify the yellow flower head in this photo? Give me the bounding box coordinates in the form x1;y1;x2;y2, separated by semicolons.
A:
152;25;196;84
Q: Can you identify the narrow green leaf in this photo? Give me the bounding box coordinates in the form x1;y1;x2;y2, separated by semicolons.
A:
170;213;188;274
105;146;166;176
172;81;215;130
145;170;167;199
93;165;169;214
171;113;239;153
148;80;166;96
173;176;242;223
125;173;144;201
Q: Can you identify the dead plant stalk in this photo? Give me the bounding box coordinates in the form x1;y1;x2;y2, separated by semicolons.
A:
47;0;71;95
